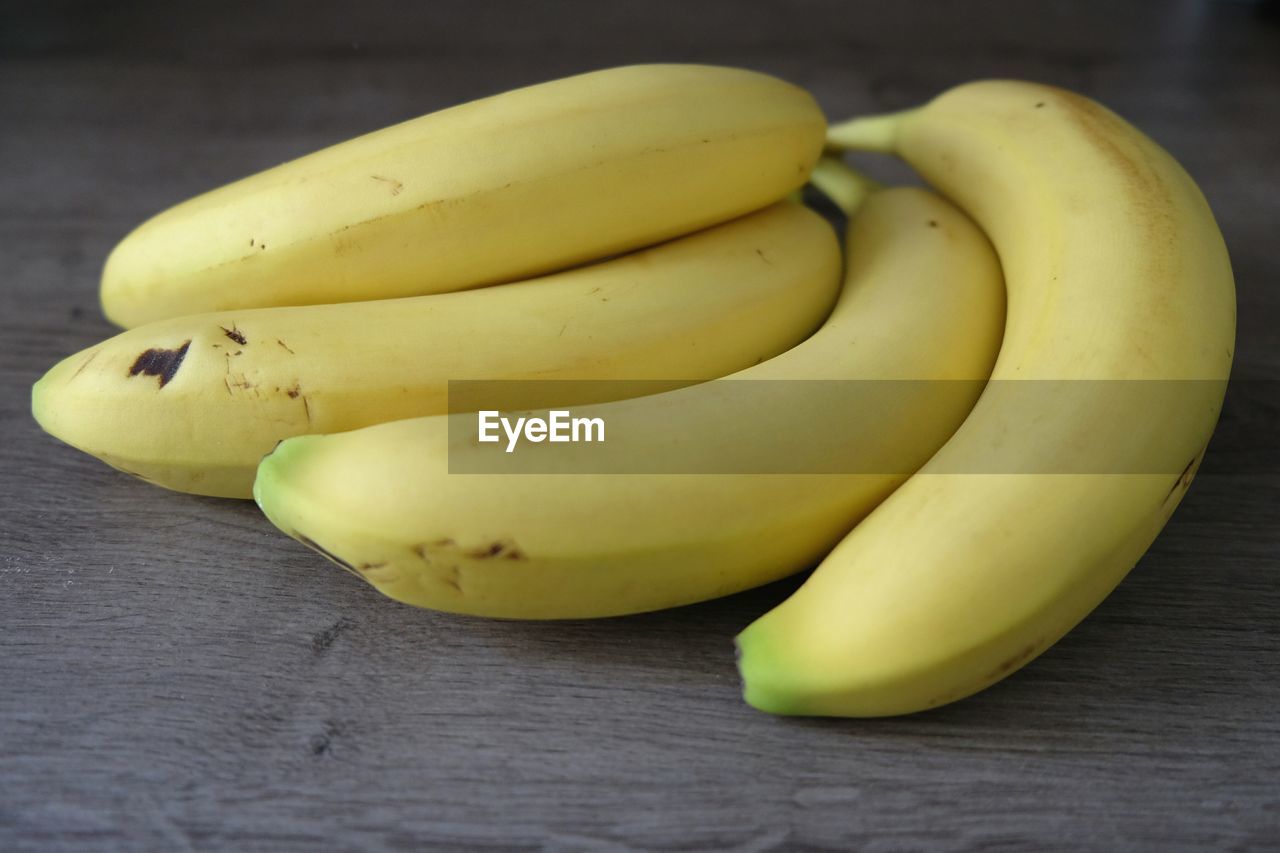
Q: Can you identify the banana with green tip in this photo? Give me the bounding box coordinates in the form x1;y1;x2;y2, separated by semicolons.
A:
252;163;1006;619
737;80;1235;717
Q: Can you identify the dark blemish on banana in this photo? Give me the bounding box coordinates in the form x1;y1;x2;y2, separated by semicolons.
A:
989;642;1038;679
1035;102;1045;108
755;248;773;265
128;340;191;388
286;384;301;399
928;220;938;228
70;350;100;380
442;566;462;592
277;339;295;354
295;534;361;577
357;562;386;572
413;538;458;560
222;325;247;345
250;238;255;247
311;617;353;654
371;174;403;195
1166;455;1198;500
465;540;526;561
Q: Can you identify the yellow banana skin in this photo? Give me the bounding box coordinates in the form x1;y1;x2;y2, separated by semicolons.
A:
738;81;1236;716
252;185;1005;619
100;64;826;328
34;201;839;499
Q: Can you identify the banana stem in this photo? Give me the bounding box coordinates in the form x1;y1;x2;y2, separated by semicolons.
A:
807;157;881;217
825;109;915;153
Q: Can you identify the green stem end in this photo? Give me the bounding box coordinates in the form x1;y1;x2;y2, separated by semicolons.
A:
807;157;881;217
825;109;915;153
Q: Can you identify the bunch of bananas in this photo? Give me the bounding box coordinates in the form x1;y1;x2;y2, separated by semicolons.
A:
31;65;1234;717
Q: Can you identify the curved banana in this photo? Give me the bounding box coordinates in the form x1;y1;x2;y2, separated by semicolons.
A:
252;169;1005;619
737;80;1235;716
101;64;826;328
34;201;840;499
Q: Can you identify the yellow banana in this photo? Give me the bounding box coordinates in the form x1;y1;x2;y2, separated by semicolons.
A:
101;64;826;328
738;81;1235;716
252;168;1005;619
34;201;840;499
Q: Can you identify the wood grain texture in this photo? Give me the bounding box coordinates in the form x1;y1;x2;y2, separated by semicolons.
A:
2;1;1278;850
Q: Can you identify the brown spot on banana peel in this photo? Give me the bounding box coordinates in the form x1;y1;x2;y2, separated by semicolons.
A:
989;642;1040;679
128;340;191;388
471;542;505;559
443;566;462;592
465;540;526;560
1165;451;1203;503
412;539;456;562
414;538;525;561
70;349;99;381
277;339;295;355
370;174;403;195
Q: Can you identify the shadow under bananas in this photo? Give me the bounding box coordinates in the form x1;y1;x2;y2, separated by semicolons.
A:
425;463;1277;740
73;408;1272;741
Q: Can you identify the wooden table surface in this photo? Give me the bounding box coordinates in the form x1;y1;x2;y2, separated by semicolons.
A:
3;2;1278;849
